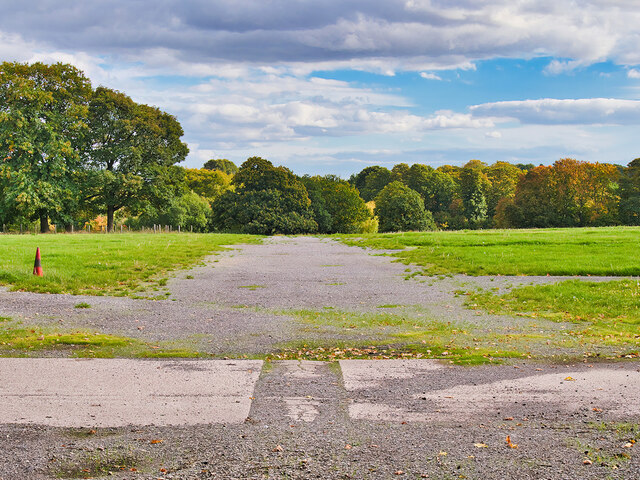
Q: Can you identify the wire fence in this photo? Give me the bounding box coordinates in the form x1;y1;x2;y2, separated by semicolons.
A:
0;223;195;234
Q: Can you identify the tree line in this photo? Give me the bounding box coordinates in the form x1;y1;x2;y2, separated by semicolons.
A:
1;62;638;234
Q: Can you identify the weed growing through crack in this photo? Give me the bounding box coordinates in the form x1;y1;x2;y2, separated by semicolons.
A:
52;449;141;478
239;285;266;291
0;319;204;359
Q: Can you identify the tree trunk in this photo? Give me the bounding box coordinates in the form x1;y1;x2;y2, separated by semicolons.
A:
39;213;49;234
107;206;114;233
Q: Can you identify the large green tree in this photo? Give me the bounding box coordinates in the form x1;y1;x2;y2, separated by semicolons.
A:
460;161;490;229
211;157;317;234
84;86;189;231
620;158;640;225
0;62;92;232
302;175;370;233
374;181;435;232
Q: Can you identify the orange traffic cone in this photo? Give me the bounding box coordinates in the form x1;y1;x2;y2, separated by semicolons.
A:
33;247;43;276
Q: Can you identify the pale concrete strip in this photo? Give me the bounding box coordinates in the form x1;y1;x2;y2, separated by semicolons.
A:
340;360;640;422
0;359;262;427
339;359;442;391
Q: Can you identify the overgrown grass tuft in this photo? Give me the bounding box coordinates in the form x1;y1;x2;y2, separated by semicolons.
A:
467;279;640;353
0;319;204;358
335;227;640;276
276;309;524;364
0;233;261;295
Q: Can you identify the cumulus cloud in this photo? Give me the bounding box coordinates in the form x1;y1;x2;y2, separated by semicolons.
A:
1;0;640;72
470;98;640;125
628;69;640;79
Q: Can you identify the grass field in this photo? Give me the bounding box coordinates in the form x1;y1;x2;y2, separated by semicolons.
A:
337;226;640;276
0;233;261;295
467;279;640;351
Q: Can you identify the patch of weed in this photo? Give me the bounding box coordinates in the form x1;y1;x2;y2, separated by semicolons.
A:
467;280;640;356
52;449;141;478
239;285;266;291
74;302;91;309
0;319;202;359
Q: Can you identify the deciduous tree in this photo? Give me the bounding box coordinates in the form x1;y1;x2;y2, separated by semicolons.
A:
84;87;189;231
0;62;92;232
374;181;435;232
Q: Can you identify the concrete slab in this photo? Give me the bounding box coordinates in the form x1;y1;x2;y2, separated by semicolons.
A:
0;358;262;427
340;360;640;423
339;359;442;390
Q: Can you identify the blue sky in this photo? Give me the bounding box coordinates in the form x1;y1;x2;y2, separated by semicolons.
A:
1;0;639;176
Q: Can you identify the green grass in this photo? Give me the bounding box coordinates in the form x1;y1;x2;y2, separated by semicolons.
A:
572;422;639;469
0;318;205;358
335;227;640;276
467;279;640;353
0;233;261;295
274;308;523;364
52;449;141;478
238;284;266;290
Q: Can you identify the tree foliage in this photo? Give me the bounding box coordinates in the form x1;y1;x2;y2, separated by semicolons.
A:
0;62;92;231
84;86;189;231
184;168;231;201
374;181;435;232
619;158;640;225
211;157;317;234
505;159;620;228
350;166;394;202
203;158;238;175
302;175;371;233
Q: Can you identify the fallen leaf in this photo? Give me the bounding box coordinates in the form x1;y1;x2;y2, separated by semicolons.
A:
474;443;488;448
438;451;447;456
583;459;593;465
623;442;634;448
344;444;352;450
592;407;603;413
150;439;163;444
503;417;514;421
564;376;576;381
273;445;284;452
505;436;518;449
394;471;404;475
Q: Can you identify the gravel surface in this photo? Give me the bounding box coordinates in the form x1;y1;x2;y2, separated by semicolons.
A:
0;236;638;479
0;236;604;354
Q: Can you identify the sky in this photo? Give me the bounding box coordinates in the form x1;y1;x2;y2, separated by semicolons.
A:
1;0;640;176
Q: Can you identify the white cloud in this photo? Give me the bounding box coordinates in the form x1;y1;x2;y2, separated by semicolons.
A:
471;98;640;125
543;59;585;75
420;72;443;80
628;69;640;79
485;131;502;139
